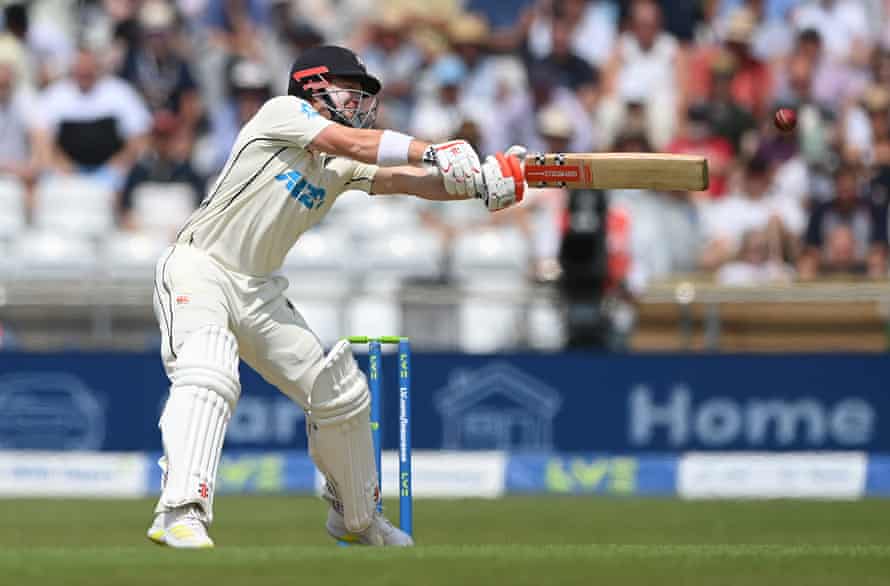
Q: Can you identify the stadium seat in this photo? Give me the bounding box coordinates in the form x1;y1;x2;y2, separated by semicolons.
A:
102;231;170;280
130;182;197;237
339;196;421;242
361;229;445;291
33;176;115;238
451;228;531;353
0;177;26;239
11;230;98;279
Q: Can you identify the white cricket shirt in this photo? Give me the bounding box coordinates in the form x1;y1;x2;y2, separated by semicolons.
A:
177;95;377;276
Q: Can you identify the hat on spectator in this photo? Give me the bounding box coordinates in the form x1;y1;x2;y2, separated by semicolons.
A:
862;85;890;113
139;0;175;31
448;14;488;46
537;106;573;140
373;8;404;31
724;8;755;45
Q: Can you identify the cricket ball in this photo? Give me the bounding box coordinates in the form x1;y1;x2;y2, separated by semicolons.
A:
774;108;797;132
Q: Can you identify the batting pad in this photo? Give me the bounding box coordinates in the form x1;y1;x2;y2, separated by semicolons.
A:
308;340;377;533
156;326;240;524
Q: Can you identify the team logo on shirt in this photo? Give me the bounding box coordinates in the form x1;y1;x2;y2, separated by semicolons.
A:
275;170;327;210
300;101;320;119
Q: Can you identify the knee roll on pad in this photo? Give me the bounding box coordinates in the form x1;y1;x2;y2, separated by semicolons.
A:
157;326;240;523
307;340;377;532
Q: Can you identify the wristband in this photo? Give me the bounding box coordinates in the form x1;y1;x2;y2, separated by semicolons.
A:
376;130;414;166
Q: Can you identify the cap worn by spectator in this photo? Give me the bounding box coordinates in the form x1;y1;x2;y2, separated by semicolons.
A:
139;0;176;32
537;106;573;142
862;85;890;115
724;8;755;47
433;55;466;87
448;14;488;47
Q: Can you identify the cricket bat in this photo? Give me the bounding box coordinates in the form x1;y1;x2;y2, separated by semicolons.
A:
524;153;709;191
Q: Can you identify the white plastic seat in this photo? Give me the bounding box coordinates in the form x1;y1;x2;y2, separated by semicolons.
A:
33;176;115;237
11;230;98;279
130;182;198;237
339;196;421;242
362;229;444;292
102;230;170;279
452;228;531;352
281;227;352;292
0;177;26;239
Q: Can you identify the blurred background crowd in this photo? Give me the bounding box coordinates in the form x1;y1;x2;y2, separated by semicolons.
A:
1;0;890;351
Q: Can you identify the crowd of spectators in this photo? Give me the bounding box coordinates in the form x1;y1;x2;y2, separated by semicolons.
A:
1;0;890;291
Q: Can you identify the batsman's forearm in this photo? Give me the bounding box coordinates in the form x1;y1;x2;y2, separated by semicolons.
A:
371;165;464;200
310;125;430;165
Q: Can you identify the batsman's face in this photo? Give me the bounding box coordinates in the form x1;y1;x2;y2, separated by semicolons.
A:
311;76;378;128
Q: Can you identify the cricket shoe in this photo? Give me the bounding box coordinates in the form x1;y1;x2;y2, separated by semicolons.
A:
147;505;214;549
326;508;414;546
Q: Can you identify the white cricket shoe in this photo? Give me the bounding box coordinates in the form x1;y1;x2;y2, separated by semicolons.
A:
147;505;214;549
326;508;415;546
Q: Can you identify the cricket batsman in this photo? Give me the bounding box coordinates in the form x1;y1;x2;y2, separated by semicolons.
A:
147;45;526;548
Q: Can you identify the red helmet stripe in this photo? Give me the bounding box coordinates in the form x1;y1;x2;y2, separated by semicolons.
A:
292;66;330;81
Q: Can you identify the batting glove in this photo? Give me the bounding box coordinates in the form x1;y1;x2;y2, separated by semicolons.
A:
479;148;526;212
423;140;484;198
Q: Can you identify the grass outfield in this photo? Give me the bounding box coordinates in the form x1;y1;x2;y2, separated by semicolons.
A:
1;496;889;585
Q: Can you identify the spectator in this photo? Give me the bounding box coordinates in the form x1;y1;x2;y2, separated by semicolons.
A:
445;14;527;124
0;3;33;88
798;165;887;279
32;47;151;190
205;0;268;59
119;1;203;134
410;56;471;143
775;51;834;167
666;103;734;198
716;228;794;285
718;0;794;61
531;17;598;92
701;155;805;270
720;8;773;118
0;61;38;187
843;85;890;167
119;110;204;233
792;0;871;63
785;28;866;111
703;51;757;154
604;0;683;148
205;58;271;173
526;0;618;68
360;11;423;130
488;61;593;155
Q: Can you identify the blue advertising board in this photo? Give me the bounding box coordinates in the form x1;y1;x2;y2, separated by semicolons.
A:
0;352;887;452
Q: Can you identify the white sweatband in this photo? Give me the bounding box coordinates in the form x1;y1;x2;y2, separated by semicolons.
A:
376;130;414;166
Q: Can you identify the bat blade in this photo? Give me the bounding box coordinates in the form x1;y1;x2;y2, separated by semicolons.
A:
524;153;709;191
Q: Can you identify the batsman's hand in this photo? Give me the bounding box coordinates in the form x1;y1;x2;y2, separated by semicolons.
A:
423;140;484;198
479;145;527;212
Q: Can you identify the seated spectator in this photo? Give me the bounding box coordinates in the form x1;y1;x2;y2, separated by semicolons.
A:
206;58;271;173
776;51;834;167
603;0;682;148
530;17;599;93
119;110;205;234
792;0;871;64
704;51;757;154
360;11;423;130
487;61;593;155
526;0;618;68
666;103;733;198
798;165;887;280
119;1;203;133
444;14;527;124
701;155;805;270
32;47;151;190
716;228;793;285
782;28;866;111
0;60;37;187
844;85;890;167
410;56;471;143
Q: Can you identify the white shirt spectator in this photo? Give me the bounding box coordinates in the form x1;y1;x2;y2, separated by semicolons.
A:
702;188;806;254
34;76;151;138
528;1;619;67
793;0;871;62
614;32;678;103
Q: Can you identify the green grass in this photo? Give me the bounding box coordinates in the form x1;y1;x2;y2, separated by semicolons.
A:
1;497;889;585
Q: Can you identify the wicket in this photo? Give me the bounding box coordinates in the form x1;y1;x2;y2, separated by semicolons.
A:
346;336;413;537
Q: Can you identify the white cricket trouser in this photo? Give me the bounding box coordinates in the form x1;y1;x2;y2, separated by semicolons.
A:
153;243;325;408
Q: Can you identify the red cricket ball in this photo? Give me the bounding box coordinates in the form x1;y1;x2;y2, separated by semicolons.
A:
774;108;797;132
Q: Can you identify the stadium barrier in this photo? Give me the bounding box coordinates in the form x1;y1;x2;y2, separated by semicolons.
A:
1;450;889;499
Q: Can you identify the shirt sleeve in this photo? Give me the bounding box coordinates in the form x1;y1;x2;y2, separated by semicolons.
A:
252;96;334;149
